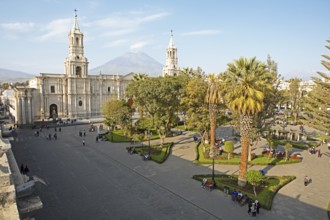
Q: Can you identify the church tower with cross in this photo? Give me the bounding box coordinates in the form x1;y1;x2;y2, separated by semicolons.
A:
162;30;179;76
64;10;89;78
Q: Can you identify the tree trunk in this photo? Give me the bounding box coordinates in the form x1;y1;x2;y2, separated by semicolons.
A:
238;115;251;187
253;185;257;197
248;144;252;162
293;111;297;125
209;103;217;148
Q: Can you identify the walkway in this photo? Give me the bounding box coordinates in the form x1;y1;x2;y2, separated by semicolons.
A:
161;126;330;220
10;124;330;220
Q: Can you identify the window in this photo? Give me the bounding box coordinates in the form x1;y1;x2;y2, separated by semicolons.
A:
78;101;83;106
76;66;82;77
76;37;79;46
50;86;55;93
108;87;110;93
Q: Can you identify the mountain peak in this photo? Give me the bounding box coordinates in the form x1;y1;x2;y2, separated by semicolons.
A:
89;52;163;76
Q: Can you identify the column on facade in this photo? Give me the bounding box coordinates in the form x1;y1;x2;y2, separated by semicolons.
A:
16;95;21;125
27;95;32;124
99;77;103;112
40;79;45;119
67;78;72;118
21;97;26;125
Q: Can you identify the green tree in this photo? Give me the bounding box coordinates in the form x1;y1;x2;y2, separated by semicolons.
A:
303;38;330;132
224;141;234;160
247;170;265;197
180;74;209;146
287;78;302;125
102;100;131;133
205;74;223;148
284;143;292;161
221;57;271;187
267;137;278;159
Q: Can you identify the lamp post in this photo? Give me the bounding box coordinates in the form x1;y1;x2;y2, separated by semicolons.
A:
209;146;216;182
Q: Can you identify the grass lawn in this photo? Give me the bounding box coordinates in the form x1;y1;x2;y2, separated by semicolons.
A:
132;143;173;163
276;140;317;149
196;143;302;165
105;130;131;142
193;174;295;210
105;129;160;142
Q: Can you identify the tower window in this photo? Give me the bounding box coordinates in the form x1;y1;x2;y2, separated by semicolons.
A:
76;37;79;46
108;87;110;93
50;86;55;93
76;66;82;77
78;101;83;106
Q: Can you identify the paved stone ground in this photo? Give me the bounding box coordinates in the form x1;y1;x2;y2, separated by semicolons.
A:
10;124;330;220
165;125;330;220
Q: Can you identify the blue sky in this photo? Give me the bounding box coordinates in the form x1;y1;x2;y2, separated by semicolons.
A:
0;0;329;80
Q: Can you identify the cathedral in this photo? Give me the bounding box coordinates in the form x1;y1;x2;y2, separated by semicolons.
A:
9;14;179;125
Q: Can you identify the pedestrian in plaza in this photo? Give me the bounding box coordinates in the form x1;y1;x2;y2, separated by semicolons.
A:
79;131;82;137
54;127;57;132
48;133;51;140
83;130;86;136
24;165;29;175
54;133;57;140
318;149;321;157
247;199;252;215
20;164;24;174
83;139;85;146
255;200;260;214
59;127;61;132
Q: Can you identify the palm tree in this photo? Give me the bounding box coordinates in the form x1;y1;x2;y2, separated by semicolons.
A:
221;57;271;187
205;74;223;150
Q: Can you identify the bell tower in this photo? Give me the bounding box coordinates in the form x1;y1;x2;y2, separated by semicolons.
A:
162;30;179;77
64;10;89;78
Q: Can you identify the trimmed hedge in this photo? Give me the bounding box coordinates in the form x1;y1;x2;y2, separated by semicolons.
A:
195;144;302;165
193;174;295;210
132;143;173;164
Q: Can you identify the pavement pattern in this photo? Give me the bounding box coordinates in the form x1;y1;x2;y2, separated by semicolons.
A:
10;124;330;220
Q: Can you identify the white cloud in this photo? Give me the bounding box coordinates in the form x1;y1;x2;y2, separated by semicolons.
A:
103;29;135;37
0;22;35;32
92;12;168;29
130;41;149;50
181;29;222;36
104;39;129;48
36;18;72;41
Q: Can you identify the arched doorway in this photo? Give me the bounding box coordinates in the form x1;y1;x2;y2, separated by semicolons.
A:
49;104;58;119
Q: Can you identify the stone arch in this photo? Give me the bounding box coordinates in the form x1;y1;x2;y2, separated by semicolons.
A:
49;104;58;119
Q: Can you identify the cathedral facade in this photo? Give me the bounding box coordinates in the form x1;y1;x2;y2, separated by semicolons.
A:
10;14;179;125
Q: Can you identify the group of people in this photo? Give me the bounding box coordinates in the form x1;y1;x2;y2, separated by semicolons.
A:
230;189;260;216
79;130;86;137
20;164;30;175
308;147;321;157
248;199;261;217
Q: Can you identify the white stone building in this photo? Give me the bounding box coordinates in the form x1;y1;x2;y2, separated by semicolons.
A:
12;14;133;125
162;30;179;76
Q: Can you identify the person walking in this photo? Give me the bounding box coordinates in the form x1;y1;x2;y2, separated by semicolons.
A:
318;149;321;157
24;165;30;175
255;200;260;214
20;164;24;174
83;139;85;146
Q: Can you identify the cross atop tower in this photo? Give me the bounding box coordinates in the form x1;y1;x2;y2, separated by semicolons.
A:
74;9;78;17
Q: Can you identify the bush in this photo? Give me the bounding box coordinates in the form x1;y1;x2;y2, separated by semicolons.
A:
192;174;295;210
